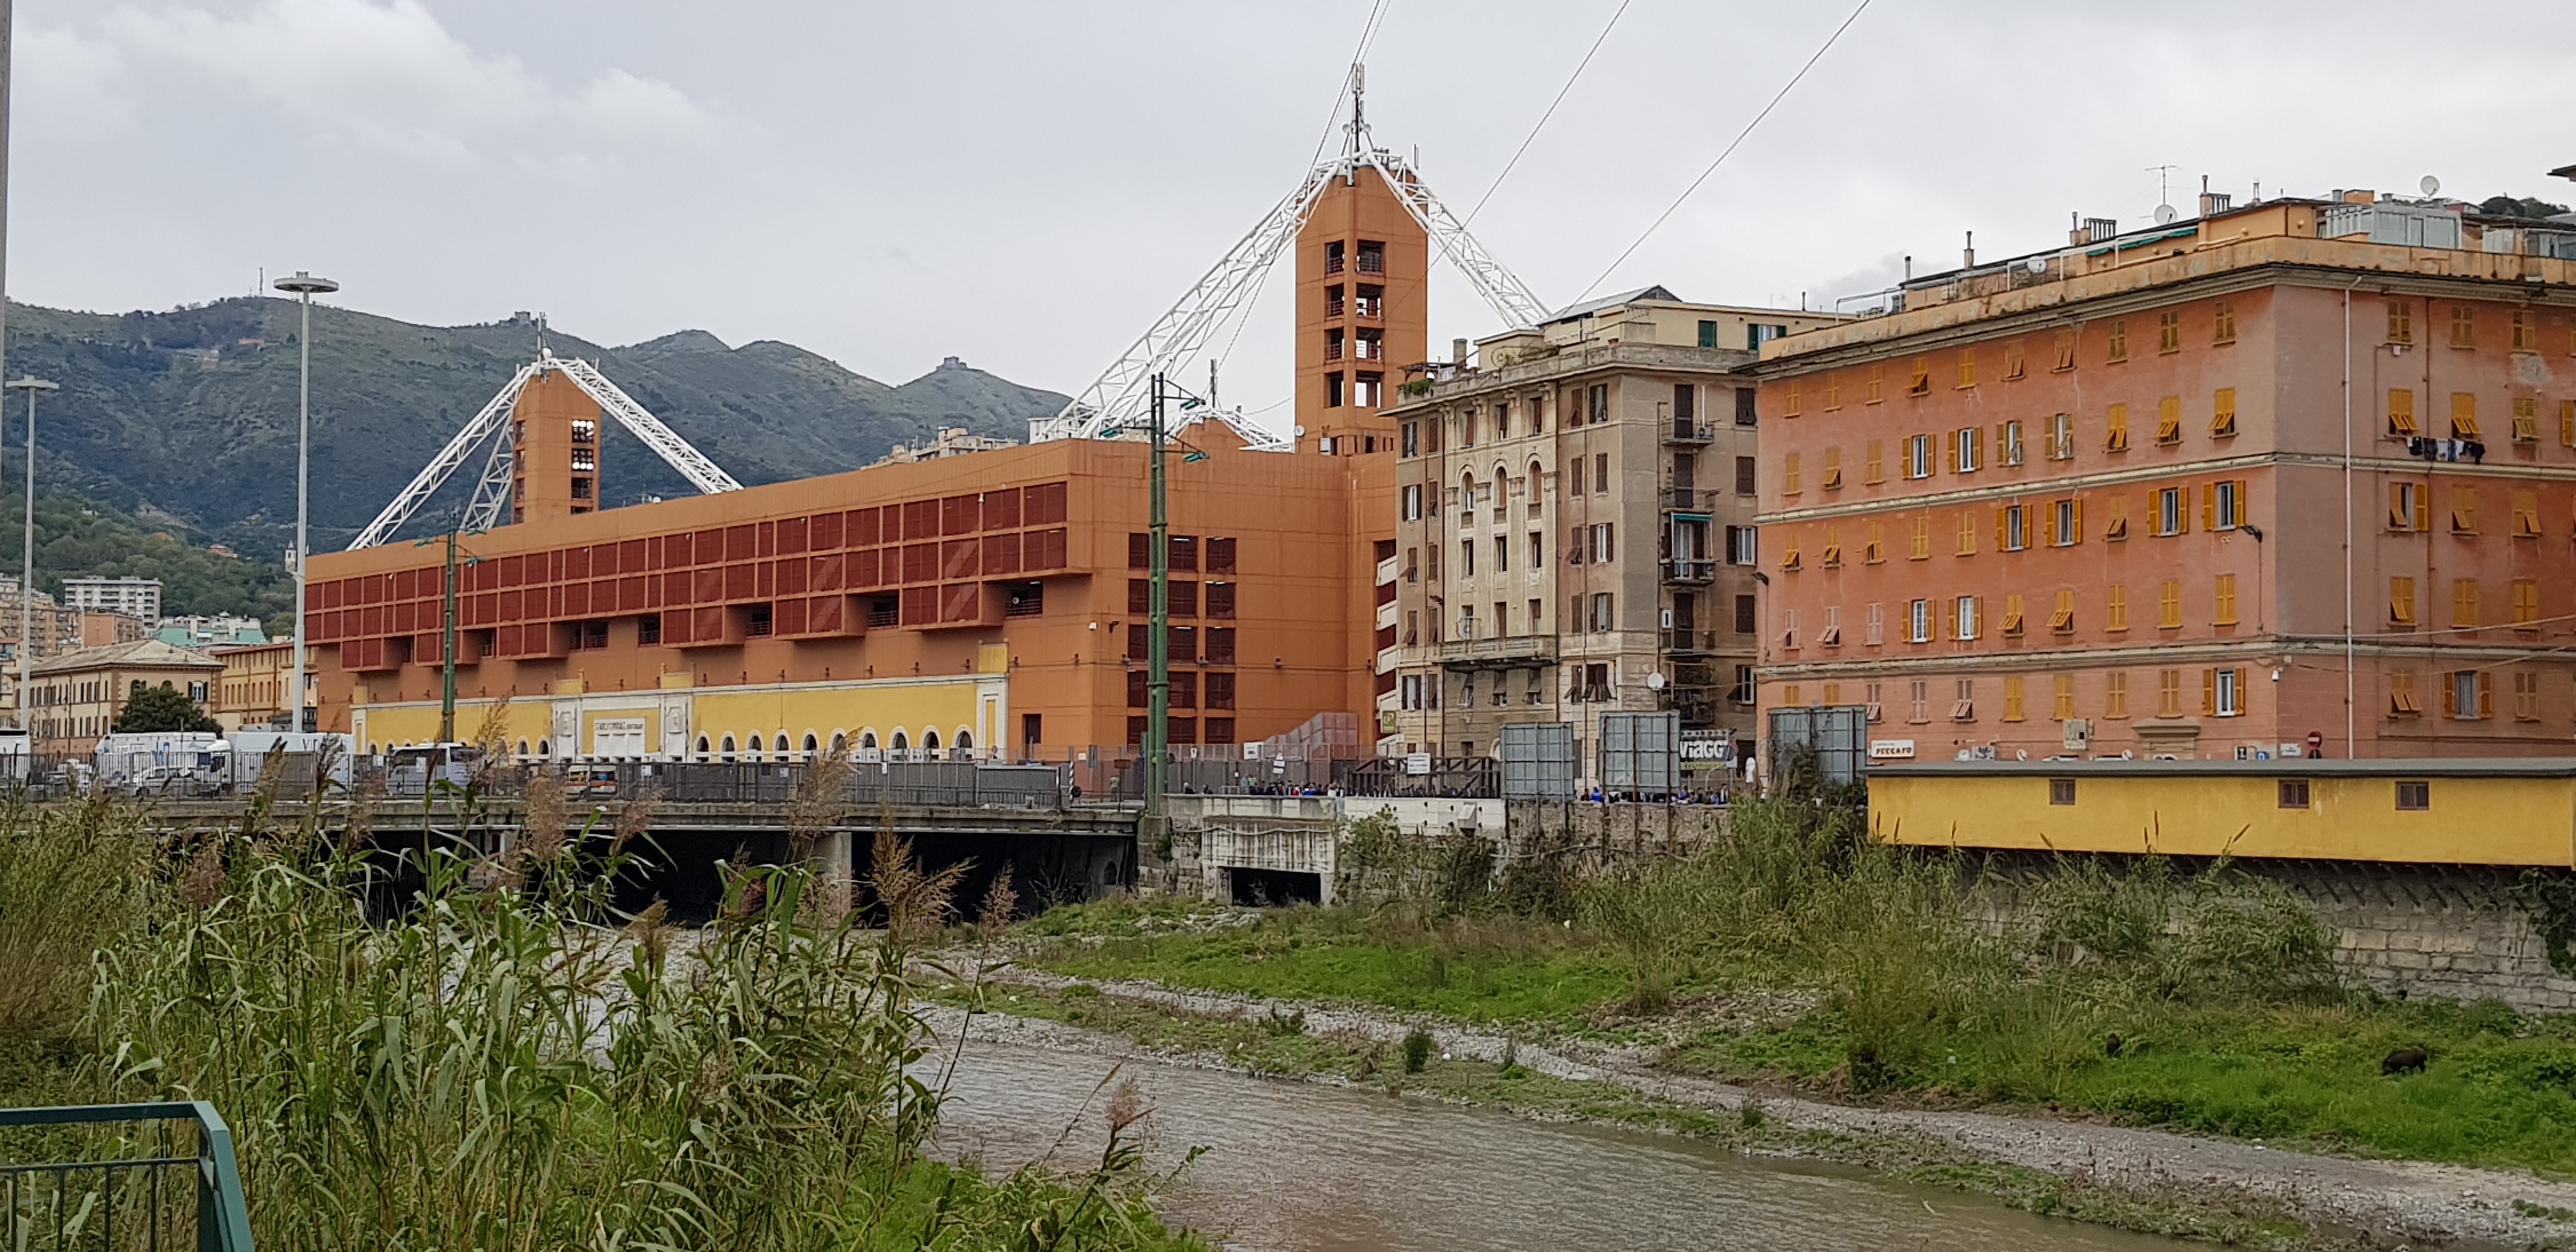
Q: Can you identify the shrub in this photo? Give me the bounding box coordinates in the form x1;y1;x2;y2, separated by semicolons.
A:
1400;1030;1435;1073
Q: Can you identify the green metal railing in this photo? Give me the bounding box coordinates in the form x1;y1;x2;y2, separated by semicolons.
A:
0;1102;254;1251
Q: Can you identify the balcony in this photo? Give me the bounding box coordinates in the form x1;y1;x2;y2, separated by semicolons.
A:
1662;558;1719;584
1664;420;1715;443
1354;297;1384;319
1664;487;1712;512
1436;634;1560;671
1663;628;1719;656
1326;298;1346;317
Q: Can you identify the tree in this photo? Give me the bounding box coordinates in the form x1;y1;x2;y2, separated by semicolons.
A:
112;684;219;734
2478;194;2571;220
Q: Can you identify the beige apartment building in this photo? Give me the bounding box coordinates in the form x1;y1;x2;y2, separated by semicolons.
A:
1382;288;1844;772
26;638;224;752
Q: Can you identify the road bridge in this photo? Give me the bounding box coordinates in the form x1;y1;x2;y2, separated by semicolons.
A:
142;795;1142;922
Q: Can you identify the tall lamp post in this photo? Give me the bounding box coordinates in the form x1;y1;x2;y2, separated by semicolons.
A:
274;271;337;732
5;375;52;728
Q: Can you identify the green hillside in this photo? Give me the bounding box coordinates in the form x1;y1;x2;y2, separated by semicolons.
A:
1;298;1068;558
0;484;296;630
0;297;1069;623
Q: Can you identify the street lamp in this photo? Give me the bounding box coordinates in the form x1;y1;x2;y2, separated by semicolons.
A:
4;375;55;728
274;270;337;732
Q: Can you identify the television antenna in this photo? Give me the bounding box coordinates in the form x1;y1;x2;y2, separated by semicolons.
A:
2147;163;2178;224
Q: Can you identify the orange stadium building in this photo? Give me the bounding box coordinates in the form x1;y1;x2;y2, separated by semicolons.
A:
305;165;1421;767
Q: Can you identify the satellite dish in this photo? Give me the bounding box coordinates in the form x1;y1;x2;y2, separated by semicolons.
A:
1647;671;1666;691
2025;256;2048;275
2420;174;2442;197
2153;204;2179;225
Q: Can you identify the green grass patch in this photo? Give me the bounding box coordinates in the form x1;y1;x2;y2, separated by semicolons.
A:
1016;796;2576;1179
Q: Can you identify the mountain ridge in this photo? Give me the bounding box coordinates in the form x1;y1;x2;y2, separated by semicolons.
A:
0;296;1070;560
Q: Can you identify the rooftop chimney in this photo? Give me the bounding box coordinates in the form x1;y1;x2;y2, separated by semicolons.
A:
2198;190;2234;218
1452;337;1468;365
1962;230;1975;269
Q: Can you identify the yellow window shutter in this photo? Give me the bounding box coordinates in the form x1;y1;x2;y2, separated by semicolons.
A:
2563;399;2575;447
2480;672;2496;719
1995;506;2007;549
2202;669;2216;716
1945;428;1958;469
2235;480;2249;521
2071;498;2084;542
2441;677;2458;718
2043;503;2057;546
2388;484;2409;530
2389;388;2416;435
2452;392;2479;438
2389;577;2411;625
2415;488;2430;532
2200;483;2214;531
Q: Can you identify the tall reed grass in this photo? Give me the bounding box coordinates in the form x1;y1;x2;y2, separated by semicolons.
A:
0;791;1199;1252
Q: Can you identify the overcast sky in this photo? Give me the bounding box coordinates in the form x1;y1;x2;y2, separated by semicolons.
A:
16;0;2574;432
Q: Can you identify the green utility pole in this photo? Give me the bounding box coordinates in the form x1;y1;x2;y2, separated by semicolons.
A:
1146;374;1170;814
439;526;463;743
424;524;481;744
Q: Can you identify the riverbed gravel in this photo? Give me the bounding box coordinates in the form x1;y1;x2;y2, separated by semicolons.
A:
935;960;2576;1251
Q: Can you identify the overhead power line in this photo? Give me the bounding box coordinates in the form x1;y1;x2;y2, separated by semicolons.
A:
1577;0;1876;302
1463;0;1632;227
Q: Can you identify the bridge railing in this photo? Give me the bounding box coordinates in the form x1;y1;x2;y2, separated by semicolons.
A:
0;1101;256;1252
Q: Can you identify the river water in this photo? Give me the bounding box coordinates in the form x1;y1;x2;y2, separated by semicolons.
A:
931;1039;2191;1251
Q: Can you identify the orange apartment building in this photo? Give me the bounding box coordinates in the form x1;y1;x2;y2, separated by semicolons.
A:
1753;188;2576;762
303;163;1422;762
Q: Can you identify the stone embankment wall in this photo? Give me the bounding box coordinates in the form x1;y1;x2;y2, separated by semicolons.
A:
2270;860;2576;1013
1142;798;2573;1013
1142;797;1733;903
1966;851;2576;1014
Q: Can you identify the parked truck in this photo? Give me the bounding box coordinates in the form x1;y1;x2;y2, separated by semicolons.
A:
95;732;230;797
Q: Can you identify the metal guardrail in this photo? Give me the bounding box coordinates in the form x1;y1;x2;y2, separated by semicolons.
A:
0;1101;254;1252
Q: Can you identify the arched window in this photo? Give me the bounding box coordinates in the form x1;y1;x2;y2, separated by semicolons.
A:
954;729;973;752
777;731;794;761
829;732;848;757
1491;464;1510;507
860;731;878;750
802;733;819;757
890;731;908;751
516;739;530;759
537;740;551;756
1528;459;1545;504
694;735;711;760
720;734;738;761
1460;471;1478;512
922;729;942;751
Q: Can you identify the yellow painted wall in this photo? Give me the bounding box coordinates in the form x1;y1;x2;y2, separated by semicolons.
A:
1871;771;2576;866
352;672;1006;760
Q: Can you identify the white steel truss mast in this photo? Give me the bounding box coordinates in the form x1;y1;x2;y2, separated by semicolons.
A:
1032;67;1549;446
347;349;742;550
